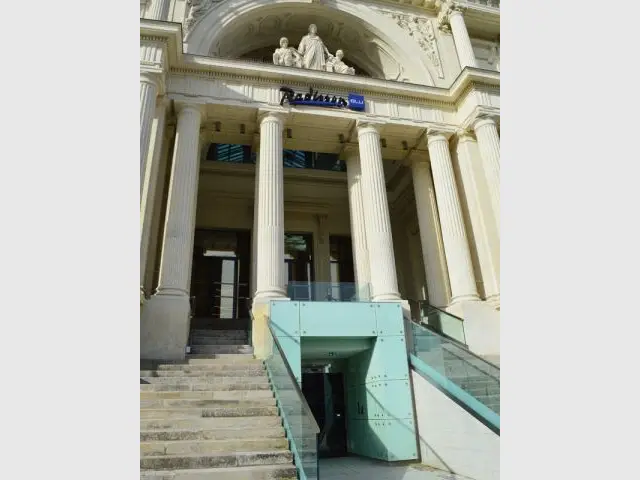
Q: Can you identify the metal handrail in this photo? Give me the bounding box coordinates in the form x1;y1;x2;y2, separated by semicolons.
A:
267;321;320;435
411;318;500;373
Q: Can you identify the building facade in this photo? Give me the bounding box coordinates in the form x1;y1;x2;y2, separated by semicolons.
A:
139;0;500;362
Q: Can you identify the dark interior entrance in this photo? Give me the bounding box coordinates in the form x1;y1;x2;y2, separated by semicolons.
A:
190;229;251;331
302;372;347;458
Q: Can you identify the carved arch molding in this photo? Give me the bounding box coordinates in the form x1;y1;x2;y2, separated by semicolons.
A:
184;0;439;86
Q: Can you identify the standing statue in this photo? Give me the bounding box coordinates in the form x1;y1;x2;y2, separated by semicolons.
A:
272;37;302;68
325;50;355;75
297;24;332;71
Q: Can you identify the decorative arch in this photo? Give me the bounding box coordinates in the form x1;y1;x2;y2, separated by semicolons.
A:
184;0;435;85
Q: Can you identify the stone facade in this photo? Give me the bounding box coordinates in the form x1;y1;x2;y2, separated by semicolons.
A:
140;0;500;360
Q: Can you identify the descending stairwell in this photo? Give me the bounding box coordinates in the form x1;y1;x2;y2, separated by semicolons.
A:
140;329;297;480
443;346;500;415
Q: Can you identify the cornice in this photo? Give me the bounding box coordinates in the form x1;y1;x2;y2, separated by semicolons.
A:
140;22;499;118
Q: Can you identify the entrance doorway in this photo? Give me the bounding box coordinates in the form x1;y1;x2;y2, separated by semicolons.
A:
285;232;314;300
190;229;251;330
302;372;348;458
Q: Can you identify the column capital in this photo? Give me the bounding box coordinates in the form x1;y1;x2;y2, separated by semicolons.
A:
472;115;499;131
356;120;385;136
426;128;454;144
175;102;205;120
341;143;360;160
437;0;467;32
257;109;287;126
408;151;430;167
456;128;477;143
140;71;164;90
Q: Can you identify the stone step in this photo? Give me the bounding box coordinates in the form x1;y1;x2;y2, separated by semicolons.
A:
184;354;255;361
141;390;274;401
190;330;247;337
140;464;297;480
189;345;253;355
140;406;278;419
190;337;248;346
140;369;266;378
140;416;282;431
142;356;257;368
140;426;285;442
141;437;289;456
140;398;276;409
142;364;265;374
140;382;271;392
140;450;293;470
141;376;270;386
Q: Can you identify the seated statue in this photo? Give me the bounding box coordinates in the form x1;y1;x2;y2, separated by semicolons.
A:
325;50;355;75
273;37;302;68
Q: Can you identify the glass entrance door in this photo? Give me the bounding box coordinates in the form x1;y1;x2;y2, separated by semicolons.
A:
190;229;251;325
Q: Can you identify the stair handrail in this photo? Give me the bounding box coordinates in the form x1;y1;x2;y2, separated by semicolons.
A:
267;321;320;436
408;301;500;372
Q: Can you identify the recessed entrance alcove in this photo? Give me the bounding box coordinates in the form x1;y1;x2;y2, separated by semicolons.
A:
269;300;419;462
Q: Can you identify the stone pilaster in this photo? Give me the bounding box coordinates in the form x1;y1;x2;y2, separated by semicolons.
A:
345;147;371;298
473;116;500;229
427;131;480;304
147;0;170;20
357;122;401;301
251;141;260;297
140;73;161;199
141;103;204;361
438;1;478;69
254;111;287;301
411;155;452;308
140;96;169;300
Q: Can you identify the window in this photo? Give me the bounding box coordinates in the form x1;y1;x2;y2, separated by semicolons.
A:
206;144;345;172
206;144;255;164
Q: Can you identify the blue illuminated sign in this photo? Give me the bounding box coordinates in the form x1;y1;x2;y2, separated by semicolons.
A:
279;87;365;112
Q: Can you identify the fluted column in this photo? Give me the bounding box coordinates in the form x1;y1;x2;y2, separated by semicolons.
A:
140;96;168;300
141;103;203;361
427;131;479;303
140;73;160;199
254;111;287;300
357;122;401;301
411;156;451;308
147;0;170;20
473;117;500;229
155;104;203;295
455;131;500;306
439;2;477;69
345;148;371;298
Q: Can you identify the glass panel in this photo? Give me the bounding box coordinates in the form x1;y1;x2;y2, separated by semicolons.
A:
410;321;500;415
264;325;319;480
419;302;467;345
287;282;371;302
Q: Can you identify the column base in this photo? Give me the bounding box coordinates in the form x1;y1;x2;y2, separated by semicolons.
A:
485;294;500;310
450;293;481;305
254;288;288;301
250;296;290;360
141;292;191;361
372;292;403;302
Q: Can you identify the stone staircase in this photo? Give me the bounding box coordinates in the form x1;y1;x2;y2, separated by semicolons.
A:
443;346;500;415
140;329;297;479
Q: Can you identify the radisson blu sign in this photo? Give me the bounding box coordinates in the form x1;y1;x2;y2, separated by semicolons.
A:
279;87;365;112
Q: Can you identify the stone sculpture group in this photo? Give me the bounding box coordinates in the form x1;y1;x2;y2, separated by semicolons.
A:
272;24;356;75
